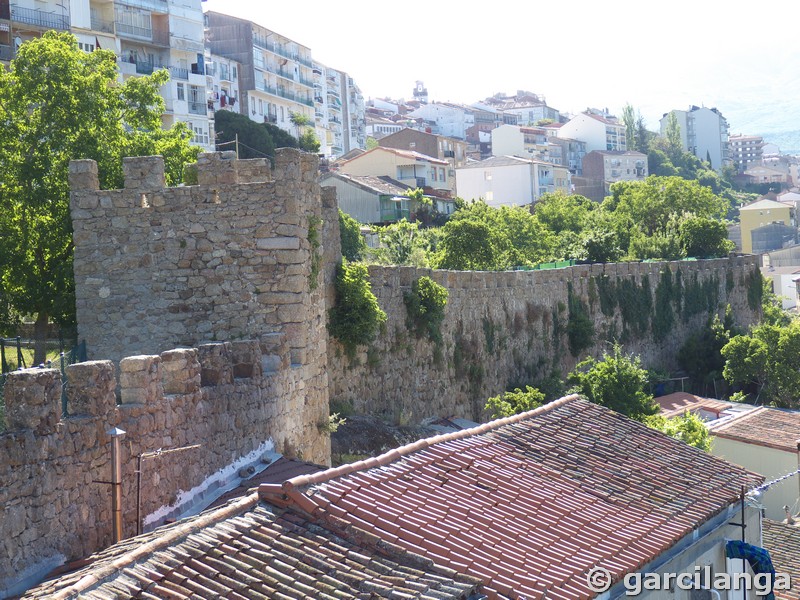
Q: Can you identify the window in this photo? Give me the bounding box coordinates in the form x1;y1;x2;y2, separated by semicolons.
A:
232;66;237;80
258;99;263;115
439;167;446;181
430;168;437;182
177;83;185;101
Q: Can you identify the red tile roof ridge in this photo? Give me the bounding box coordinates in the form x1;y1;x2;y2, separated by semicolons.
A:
259;395;581;499
46;492;261;600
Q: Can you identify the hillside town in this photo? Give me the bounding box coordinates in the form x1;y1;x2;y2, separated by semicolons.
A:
3;1;800;599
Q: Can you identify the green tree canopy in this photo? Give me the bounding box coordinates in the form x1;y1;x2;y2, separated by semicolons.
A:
338;209;366;262
214;109;297;159
604;176;728;236
485;386;545;419
567;344;659;421
645;411;713;452
0;32;198;361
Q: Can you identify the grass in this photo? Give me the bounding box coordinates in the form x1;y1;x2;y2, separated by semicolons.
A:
2;346;63;371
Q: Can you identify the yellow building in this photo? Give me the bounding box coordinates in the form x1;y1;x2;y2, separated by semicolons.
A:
739;198;794;254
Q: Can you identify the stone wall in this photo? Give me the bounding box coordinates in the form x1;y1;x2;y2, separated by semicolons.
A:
70;149;322;364
329;257;761;422
0;338;328;597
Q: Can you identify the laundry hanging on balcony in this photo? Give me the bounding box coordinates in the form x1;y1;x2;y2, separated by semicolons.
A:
725;540;776;600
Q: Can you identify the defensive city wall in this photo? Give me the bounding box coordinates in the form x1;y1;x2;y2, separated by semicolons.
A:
0;149;760;596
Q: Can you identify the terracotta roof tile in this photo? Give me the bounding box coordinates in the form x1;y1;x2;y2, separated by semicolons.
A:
712;406;800;451
265;395;761;600
24;496;482;600
762;519;800;600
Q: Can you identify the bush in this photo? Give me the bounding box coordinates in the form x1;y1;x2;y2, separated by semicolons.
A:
328;261;386;358
485;386;545;419
338;209;366;262
403;276;448;345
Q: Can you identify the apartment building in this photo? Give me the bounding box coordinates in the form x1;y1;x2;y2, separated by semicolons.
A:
338;146;454;196
311;63;365;158
204;50;241;143
455;155;570;207
729;133;764;172
406;102;475;140
659;105;730;172
490;124;564;166
578;150;648;202
2;0;214;150
556;111;627;153
204;10;314;137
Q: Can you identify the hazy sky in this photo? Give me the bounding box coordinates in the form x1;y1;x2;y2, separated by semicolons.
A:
202;0;799;136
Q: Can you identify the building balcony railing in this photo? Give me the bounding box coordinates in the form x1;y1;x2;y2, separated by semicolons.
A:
90;16;114;33
10;5;69;30
115;21;152;40
188;101;205;115
116;0;167;15
251;33;313;68
118;55;166;75
169;65;188;80
254;81;313;107
0;44;13;61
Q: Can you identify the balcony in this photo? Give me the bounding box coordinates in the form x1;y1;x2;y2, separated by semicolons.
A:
116;0;167;14
10;5;69;30
115;21;152;40
188;101;205;115
251;33;313;68
169;65;188;80
90;15;114;33
118;55;165;75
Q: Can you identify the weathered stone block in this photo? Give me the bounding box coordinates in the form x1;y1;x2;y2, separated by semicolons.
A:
197;343;233;386
4;368;61;433
119;355;162;405
230;340;262;379
65;361;116;417
123;156;166;191
160;348;201;395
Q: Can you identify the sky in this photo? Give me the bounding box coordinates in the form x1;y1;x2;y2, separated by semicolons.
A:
202;0;800;144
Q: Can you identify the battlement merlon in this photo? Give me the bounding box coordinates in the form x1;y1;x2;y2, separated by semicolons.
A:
68;148;318;194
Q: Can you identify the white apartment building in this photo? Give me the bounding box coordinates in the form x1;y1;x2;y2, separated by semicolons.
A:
659;105;730;172
729;133;764;172
455;155;571;207
556;111;626;153
205;11;314;136
204;50;241;143
2;0;214;151
406;102;475;140
311;62;365;158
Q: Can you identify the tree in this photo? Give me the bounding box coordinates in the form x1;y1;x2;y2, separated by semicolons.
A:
214;110;296;159
338;209;366;262
622;103;636;152
645;411;712;452
722;320;800;408
678;215;734;258
567;344;659;421
0;32;198;362
289;111;312;138
328;260;387;358
665;111;683;161
485;386;545;419
605;176;728;237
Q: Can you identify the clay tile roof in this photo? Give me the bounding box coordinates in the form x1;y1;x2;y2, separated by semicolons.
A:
656;392;734;418
711;406;800;452
762;519;800;600
262;396;762;600
23;494;482;600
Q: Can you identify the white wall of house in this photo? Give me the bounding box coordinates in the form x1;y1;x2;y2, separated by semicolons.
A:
712;437;798;521
456;163;536;207
491;125;524;157
556;114;607;153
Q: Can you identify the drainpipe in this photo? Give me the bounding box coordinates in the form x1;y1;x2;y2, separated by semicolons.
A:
107;427;126;543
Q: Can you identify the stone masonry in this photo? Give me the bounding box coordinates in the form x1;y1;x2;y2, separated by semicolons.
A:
0;339;323;597
328;257;761;422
